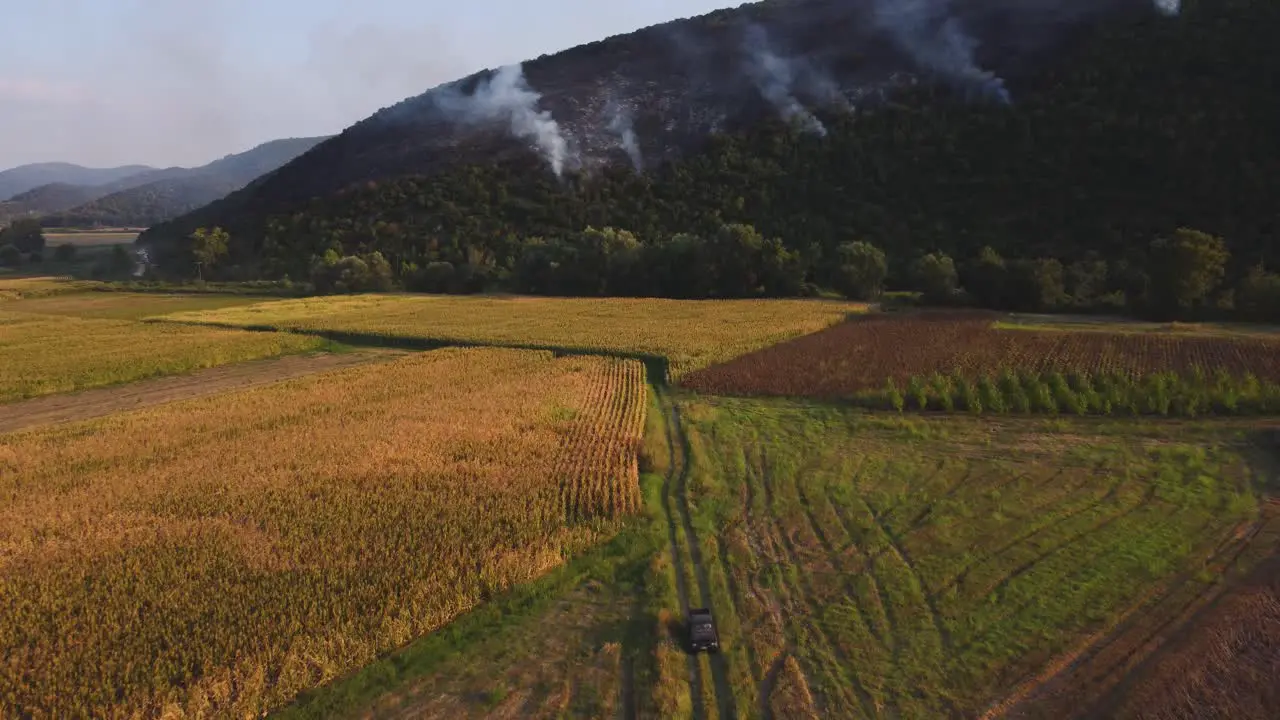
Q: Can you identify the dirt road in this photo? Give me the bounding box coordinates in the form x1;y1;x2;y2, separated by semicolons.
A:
0;350;403;434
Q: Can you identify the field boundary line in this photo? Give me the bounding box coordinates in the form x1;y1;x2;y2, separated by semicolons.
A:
146;318;677;383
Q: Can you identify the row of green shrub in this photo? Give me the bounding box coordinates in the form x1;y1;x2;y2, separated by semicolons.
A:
870;369;1280;417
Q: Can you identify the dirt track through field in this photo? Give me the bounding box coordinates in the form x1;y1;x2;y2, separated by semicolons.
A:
0;350;403;434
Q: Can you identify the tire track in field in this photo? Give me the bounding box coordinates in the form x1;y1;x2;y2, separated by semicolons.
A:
895;463;976;536
867;501;957;665
658;394;707;720
755;445;878;719
986;513;1272;720
868;456;948;521
824;455;900;658
666;397;738;720
792;457;891;656
928;465;1127;602
738;446;811;718
952;488;1159;655
960;483;1154;614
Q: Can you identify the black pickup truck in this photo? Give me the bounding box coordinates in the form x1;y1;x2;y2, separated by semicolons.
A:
688;607;720;653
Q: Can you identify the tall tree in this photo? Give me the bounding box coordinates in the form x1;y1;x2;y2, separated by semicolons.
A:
1149;228;1230;315
910;252;960;304
834;241;888;300
189;226;230;280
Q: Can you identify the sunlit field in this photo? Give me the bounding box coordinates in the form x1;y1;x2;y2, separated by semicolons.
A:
0;309;323;402
0;348;646;717
157;293;867;379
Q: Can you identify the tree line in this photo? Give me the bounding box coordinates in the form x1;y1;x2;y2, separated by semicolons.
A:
181;220;1278;322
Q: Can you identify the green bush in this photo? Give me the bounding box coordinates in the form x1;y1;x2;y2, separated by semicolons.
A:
907;376;928;411
885;378;905;413
931;372;955;412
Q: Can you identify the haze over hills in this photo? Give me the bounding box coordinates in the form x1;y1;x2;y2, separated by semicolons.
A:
1;137;330;227
0;163;153;201
141;0;1277;299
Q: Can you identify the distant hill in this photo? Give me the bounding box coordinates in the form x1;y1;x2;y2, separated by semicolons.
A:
0;163;153;202
7;137;330;228
0;183;102;217
140;0;1278;297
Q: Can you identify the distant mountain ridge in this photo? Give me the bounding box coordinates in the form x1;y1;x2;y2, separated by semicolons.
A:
0;163;153;201
0;137;330;227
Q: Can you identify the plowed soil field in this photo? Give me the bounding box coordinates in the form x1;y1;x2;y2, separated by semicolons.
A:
681;311;1280;398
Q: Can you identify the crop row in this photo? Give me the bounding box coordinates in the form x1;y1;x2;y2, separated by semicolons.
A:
681;311;1280;399
866;369;1280;417
0;348;646;718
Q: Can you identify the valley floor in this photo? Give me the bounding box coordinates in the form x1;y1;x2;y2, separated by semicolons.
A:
4;283;1279;718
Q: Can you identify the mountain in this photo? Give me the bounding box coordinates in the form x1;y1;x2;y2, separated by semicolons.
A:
140;0;1279;296
21;137;331;228
0;183;103;217
0;163;154;202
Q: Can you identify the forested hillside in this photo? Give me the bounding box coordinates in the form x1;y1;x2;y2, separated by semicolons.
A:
141;0;1278;318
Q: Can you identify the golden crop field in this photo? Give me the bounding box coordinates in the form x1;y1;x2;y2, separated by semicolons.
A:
0;275;100;302
43;231;140;246
0;310;324;403
0;348;646;718
5;291;276;321
157;294;867;379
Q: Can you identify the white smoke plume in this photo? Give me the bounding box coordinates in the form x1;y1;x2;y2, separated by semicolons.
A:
873;0;1011;105
604;96;643;172
1153;0;1180;16
742;25;828;136
431;63;571;177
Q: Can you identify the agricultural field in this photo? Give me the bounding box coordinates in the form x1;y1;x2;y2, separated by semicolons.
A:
0;275;100;301
43;230;140;246
647;396;1278;719
682;310;1280;401
157;293;866;379
0;309;324;402
0;348;646;718
1100;553;1280;720
4;290;272;320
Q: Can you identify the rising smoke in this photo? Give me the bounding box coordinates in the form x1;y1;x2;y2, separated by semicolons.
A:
1153;0;1180;16
604;96;644;172
742;24;829;136
431;63;573;177
872;0;1011;104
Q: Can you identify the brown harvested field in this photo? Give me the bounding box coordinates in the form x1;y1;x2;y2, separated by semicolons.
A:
1104;556;1280;720
681;311;1280;398
0;350;402;434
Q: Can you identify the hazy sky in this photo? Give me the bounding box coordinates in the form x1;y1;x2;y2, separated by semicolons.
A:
0;0;741;170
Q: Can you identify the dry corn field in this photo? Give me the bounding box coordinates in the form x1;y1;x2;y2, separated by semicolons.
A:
0;310;324;403
0;347;646;718
682;311;1280;398
0;276;98;302
157;293;866;379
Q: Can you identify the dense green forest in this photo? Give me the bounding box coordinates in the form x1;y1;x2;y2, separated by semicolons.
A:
141;0;1278;318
